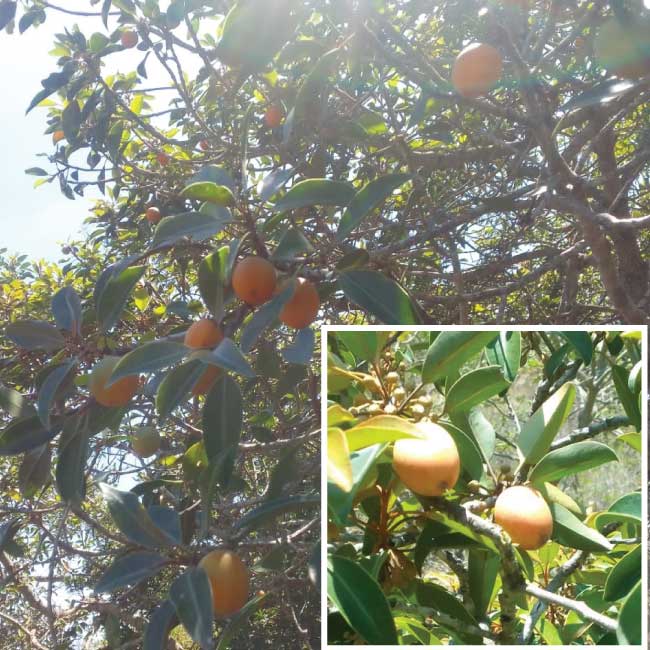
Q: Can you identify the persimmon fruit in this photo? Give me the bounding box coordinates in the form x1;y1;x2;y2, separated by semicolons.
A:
264;105;283;128
52;130;65;144
192;364;221;396
279;278;320;329
494;485;553;550
392;421;460;496
451;43;503;98
199;550;249;617
145;207;161;224
131;426;161;458
157;152;171;166
121;30;138;48
184;319;223;349
231;256;277;306
88;356;140;407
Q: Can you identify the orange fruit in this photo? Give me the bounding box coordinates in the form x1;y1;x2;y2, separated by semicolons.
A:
231;256;277;306
157;152;171;166
145;207;161;224
494;485;553;550
121;30;138;49
52;130;65;144
191;365;221;396
131;426;161;458
88;356;140;408
279;278;319;329
264;105;283;128
184;319;224;349
451;43;503;98
392;421;460;496
199;550;249;617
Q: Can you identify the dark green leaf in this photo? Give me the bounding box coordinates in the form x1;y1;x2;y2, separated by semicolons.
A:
5;320;65;351
215;593;269;649
18;444;51;498
559;332;593;364
240;282;294;352
62;99;81;141
0;415;62;455
272;179;355;213
485;331;521;383
529;441;618;484
444;366;510;414
561;79;637;112
55;415;89;504
550;503;612;552
156;360;205;421
0;383;35;418
202;374;243;461
180;182;235;206
96;265;145;332
37;359;76;428
51;286;82;336
110;341;187;385
604;544;641;601
270;226;314;261
616;579;641;645
151;211;231;249
169;568;213;649
281;328;315;365
143;601;178;650
95;552;166;593
205;338;255;378
235;494;319;534
0;1;17;31
611;365;641;431
198;247;228;319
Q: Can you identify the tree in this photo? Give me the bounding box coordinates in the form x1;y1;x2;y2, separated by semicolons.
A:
326;329;643;645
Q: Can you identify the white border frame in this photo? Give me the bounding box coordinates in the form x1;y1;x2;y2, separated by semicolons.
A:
321;324;648;650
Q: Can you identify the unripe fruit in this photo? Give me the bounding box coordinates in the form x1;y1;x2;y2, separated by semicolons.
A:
199;550;249;617
362;375;382;394
89;356;140;407
279;278;320;329
264;105;283;128
392;421;460;496
121;30;138;49
385;371;400;387
232;256;277;306
184;319;223;349
131;426;161;458
494;485;553;550
52;130;65;144
417;394;433;407
594;18;650;79
145;207;161;224
393;386;406;401
451;43;503;98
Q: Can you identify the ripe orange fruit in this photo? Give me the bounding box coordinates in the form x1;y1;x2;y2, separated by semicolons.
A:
264;105;283;128
199;139;210;151
279;278;320;329
145;207;161;224
594;18;650;79
192;365;221;396
184;319;224;349
157;152;171;166
52;130;65;144
131;426;161;458
199;550;249;617
231;256;277;306
451;43;503;98
88;356;140;408
392;421;460;496
494;485;553;550
121;30;138;48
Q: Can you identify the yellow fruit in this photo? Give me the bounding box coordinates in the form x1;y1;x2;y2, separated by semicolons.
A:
199;550;249;617
494;485;553;550
131;426;161;458
451;43;503;98
594;18;650;79
278;278;320;329
88;356;140;408
392;422;460;496
184;319;223;349
231;256;277;306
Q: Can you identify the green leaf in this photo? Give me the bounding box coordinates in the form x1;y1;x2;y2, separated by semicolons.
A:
204;338;255;378
202;375;243;463
466;408;496;462
559;331;593;364
99;483;176;547
335;331;388;363
62;99;81;141
0;1;16;31
422;331;498;384
549;503;612;552
561;78;637;112
51;286;82;336
468;549;500;618
143;601;178;650
272;179;355;213
95;552;166;593
627;360;642;394
444;366;510;414
239;282;294;352
327;404;356;428
518;383;576;464
294;47;341;122
55;415;89;504
5;320;65;351
617;431;641;452
529;441;618;484
345;415;421;451
281;328;315;365
234;494;319;535
610;364;641;431
0;518;20;553
37;359;76;428
485;331;521;383
18;444;51;498
96;265;145;332
180;182;235;206
438;421;484;480
338;270;420;324
603;544;641;601
327;556;398;645
215;592;269;649
0;415;62;455
327;428;353;492
110;341;187;385
198;247;228;319
616;579;641;645
169;568;214;650
337;174;411;240
156;360;205;422
594;491;641;531
270;226;314;261
151;211;231;249
0;383;35;418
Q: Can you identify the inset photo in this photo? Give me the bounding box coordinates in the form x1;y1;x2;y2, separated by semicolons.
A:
324;328;646;647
